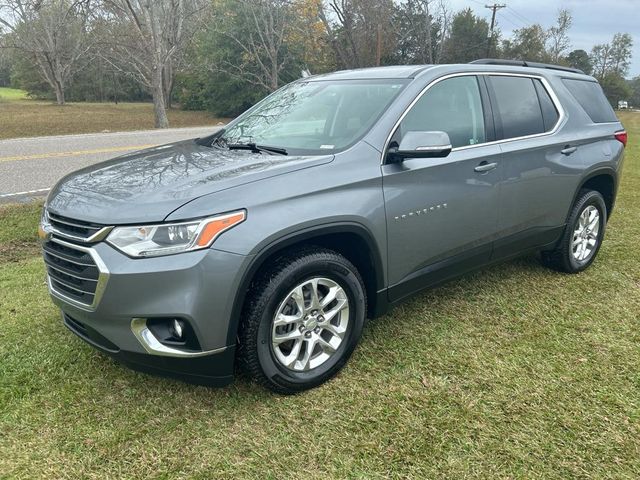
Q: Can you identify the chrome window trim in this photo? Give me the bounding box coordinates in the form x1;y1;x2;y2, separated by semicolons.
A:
45;237;110;312
381;71;567;164
131;318;229;358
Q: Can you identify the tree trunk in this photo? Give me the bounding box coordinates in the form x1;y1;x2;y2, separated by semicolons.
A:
162;63;174;109
54;82;65;105
152;69;169;128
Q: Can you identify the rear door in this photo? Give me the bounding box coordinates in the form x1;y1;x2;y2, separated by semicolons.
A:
486;74;572;258
382;75;502;300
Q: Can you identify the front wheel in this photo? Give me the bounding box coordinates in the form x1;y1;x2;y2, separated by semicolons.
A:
238;248;367;394
541;189;607;273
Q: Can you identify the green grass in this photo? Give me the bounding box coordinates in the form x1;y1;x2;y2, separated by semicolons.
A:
0;98;228;140
0;113;639;479
0;87;27;101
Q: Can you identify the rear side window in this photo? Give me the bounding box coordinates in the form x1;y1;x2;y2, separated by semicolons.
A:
562;78;617;123
489;76;545;139
533;79;559;131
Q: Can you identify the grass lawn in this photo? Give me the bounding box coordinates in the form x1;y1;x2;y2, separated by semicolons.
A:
0;113;639;479
0;97;228;140
0;87;28;101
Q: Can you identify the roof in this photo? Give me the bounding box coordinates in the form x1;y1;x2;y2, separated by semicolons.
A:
308;65;435;81
305;62;594;82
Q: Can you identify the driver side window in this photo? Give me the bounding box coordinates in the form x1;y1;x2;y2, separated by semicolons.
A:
398;76;486;149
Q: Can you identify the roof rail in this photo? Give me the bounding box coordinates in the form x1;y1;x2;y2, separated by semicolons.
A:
469;58;585;75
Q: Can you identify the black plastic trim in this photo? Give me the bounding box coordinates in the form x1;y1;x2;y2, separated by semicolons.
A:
226;222;386;345
571;167;618;219
388;243;491;303
63;312;234;386
64;314;119;353
478;75;497;143
387;225;565;306
491;225;565;261
469;58;585;74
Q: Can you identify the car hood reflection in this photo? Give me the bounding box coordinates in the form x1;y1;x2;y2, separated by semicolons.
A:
47;140;333;224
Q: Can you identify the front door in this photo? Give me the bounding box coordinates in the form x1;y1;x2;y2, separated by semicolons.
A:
382;75;501;301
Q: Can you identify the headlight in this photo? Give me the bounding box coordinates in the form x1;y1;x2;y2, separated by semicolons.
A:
107;211;246;257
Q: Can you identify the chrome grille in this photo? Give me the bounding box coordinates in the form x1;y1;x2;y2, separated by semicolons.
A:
46;212;112;243
43;237;109;310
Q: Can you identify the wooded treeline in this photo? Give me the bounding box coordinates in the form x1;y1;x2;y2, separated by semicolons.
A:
0;0;637;127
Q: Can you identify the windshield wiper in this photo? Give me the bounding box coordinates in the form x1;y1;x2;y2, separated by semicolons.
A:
227;142;288;155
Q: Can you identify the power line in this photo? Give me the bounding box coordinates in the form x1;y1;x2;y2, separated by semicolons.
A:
501;10;527;29
508;6;535;25
485;3;506;57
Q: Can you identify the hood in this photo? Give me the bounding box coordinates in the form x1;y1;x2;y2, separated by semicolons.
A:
46;140;333;224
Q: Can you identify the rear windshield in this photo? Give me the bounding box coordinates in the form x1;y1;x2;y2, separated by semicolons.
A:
562;79;617;123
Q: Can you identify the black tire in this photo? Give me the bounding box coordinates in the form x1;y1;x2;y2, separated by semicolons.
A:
238;247;367;394
541;189;607;273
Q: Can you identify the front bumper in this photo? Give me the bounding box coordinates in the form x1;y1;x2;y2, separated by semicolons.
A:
46;240;252;386
63;313;236;386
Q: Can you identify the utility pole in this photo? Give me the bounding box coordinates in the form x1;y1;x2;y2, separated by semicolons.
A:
376;23;382;66
485;3;506;57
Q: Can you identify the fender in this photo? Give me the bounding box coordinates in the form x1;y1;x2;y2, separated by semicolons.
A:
225;222;386;346
569;166;618;220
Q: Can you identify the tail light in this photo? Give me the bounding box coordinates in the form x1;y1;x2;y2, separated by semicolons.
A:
615;130;627;147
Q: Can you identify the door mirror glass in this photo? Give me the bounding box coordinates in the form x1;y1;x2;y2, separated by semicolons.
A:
389;131;452;162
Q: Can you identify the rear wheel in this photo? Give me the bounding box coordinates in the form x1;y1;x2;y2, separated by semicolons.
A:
541;189;607;273
238;248;366;394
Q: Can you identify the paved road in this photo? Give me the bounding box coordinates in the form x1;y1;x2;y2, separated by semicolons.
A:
0;125;222;203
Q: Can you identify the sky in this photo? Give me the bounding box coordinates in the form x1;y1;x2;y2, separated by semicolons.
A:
448;0;640;78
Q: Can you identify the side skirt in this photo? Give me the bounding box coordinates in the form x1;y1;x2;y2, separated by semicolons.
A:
378;225;565;315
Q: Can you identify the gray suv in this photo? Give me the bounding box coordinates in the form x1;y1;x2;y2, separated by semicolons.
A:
40;60;627;393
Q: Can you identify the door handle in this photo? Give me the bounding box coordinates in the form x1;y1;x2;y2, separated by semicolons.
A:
474;161;498;173
561;145;577;155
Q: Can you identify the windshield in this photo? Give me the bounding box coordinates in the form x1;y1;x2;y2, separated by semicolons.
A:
218;79;408;155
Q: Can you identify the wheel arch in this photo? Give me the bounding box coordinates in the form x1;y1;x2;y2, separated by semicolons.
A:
226;222;386;346
573;167;617;219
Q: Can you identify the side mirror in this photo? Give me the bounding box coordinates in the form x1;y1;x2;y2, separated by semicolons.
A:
387;131;452;162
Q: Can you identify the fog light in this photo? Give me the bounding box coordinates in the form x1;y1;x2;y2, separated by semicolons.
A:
146;317;200;351
171;319;184;340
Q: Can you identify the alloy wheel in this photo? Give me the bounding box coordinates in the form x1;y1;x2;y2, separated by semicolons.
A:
572;205;600;262
271;277;350;371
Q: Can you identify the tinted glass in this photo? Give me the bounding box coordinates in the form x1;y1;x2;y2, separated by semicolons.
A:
562;78;617;123
398;76;486;148
533;79;560;131
490;76;544;139
221;79;407;154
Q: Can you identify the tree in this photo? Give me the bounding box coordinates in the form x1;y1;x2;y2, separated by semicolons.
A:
546;9;572;63
566;49;592;75
392;0;450;65
629;76;640;108
600;72;631;106
287;0;334;75
0;0;93;105
208;0;298;92
100;0;208;128
0;37;13;86
591;33;633;80
609;33;633;77
502;24;549;63
319;0;396;69
441;8;489;64
591;43;613;79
